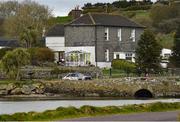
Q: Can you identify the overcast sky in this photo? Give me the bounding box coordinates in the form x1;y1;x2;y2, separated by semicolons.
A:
2;0;157;16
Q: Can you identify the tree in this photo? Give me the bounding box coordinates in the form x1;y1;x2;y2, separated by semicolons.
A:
3;0;52;46
0;1;19;18
20;26;37;48
1;48;30;80
150;3;180;27
170;24;180;67
27;48;54;65
136;30;162;73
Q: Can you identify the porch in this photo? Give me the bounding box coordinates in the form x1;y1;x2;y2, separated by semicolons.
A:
65;50;91;66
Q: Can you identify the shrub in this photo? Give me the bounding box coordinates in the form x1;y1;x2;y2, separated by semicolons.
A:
1;48;30;80
124;5;151;11
27;48;54;65
112;59;136;74
0;48;14;60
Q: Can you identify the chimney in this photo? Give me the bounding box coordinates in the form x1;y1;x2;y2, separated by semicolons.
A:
68;5;82;20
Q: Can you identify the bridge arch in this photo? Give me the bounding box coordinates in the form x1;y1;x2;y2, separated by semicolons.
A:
134;89;153;98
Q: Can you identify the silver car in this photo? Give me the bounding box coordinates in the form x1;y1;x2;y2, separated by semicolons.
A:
62;73;92;81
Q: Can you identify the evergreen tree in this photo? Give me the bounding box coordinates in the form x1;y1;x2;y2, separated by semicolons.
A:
136;29;162;73
170;24;180;67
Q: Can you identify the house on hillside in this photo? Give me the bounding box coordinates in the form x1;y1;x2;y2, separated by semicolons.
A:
46;13;144;68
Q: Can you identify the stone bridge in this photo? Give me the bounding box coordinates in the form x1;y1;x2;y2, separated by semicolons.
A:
45;77;180;98
0;77;180;98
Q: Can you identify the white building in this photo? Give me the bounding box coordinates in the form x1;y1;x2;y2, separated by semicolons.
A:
160;48;172;68
45;24;66;63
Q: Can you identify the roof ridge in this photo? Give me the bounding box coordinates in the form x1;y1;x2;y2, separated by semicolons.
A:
88;13;96;25
65;14;86;25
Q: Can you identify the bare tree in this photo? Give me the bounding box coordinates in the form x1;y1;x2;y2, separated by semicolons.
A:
3;0;52;47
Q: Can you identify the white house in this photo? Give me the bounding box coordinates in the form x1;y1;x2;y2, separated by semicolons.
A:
160;48;172;68
45;24;66;63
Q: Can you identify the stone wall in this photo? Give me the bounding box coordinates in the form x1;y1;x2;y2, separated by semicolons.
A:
0;66;103;80
44;77;180;98
0;82;45;96
1;77;180;98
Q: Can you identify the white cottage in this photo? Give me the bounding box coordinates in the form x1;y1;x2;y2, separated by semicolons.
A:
45;24;66;63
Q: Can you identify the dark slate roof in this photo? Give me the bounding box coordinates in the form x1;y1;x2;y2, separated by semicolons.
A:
0;38;19;48
67;13;144;28
46;24;64;37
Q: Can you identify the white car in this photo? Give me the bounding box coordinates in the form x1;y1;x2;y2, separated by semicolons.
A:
62;73;92;81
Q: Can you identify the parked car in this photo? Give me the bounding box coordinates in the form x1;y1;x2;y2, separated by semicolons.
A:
62;73;92;80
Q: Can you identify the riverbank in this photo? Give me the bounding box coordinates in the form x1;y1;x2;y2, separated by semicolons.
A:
0;102;180;121
0;95;136;101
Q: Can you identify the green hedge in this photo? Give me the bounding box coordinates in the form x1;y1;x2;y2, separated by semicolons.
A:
112;59;136;74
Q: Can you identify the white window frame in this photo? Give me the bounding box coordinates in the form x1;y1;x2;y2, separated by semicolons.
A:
118;28;122;41
130;29;136;42
105;49;109;62
105;28;109;41
125;53;133;62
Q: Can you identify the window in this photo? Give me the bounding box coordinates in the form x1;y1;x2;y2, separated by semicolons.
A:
105;49;109;62
125;53;133;61
118;28;122;41
105;28;109;41
130;29;135;42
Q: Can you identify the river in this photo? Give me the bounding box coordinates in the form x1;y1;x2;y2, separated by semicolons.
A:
0;99;180;115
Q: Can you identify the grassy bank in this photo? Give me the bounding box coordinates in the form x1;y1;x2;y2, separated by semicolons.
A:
0;102;180;121
0;80;35;85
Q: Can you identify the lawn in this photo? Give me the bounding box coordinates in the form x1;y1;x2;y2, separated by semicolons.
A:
103;68;136;78
56;16;73;24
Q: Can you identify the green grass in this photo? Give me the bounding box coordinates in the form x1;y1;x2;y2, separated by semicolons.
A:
103;68;136;78
132;10;150;19
1;102;180;121
56;16;73;24
0;80;35;85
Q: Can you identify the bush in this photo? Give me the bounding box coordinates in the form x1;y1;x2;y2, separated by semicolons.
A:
1;48;30;80
112;59;136;74
27;48;54;65
124;5;151;11
0;48;14;60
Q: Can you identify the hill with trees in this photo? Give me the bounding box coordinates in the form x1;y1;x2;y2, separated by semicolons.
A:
0;0;179;49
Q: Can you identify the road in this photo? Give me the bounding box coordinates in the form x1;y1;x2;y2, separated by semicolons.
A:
64;111;180;121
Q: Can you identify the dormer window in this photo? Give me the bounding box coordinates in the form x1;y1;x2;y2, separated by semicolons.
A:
118;28;122;41
105;28;109;41
130;29;135;42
